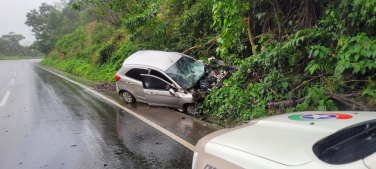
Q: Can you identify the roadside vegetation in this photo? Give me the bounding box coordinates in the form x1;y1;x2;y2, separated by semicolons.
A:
0;56;44;60
30;0;376;123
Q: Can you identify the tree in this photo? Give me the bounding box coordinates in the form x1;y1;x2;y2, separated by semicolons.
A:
25;2;81;54
71;0;159;28
0;32;25;56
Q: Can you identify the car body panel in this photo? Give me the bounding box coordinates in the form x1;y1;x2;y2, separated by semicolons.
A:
193;111;376;169
143;89;179;108
364;153;376;169
123;50;182;71
178;92;195;108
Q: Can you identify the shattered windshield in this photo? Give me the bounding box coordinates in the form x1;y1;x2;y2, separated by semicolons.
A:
164;56;204;89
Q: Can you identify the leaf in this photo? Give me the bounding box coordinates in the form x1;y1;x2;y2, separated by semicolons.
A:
309;64;319;74
345;52;351;59
217;37;223;43
361;67;366;75
366;62;374;69
223;38;231;47
282;82;288;90
344;60;351;68
373;50;376;58
318;105;326;111
313;49;319;58
309;47;314;57
361;50;372;58
354;64;361;73
355;54;360;61
326;100;338;111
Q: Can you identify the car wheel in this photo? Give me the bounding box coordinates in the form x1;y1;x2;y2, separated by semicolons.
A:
121;91;135;103
186;104;198;116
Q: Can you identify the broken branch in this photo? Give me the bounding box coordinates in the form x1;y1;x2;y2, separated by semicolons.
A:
266;98;304;106
289;71;333;93
182;35;220;54
324;91;369;111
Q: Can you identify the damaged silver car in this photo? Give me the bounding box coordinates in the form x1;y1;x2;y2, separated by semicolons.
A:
115;50;236;115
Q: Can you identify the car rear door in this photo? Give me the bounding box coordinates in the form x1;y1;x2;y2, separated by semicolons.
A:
140;74;179;108
123;68;148;102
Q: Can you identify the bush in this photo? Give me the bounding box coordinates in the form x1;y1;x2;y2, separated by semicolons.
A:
56;26;87;56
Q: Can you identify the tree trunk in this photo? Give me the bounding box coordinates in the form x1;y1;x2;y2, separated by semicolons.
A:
244;18;257;56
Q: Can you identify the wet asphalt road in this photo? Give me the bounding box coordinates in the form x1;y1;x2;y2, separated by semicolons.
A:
0;60;217;169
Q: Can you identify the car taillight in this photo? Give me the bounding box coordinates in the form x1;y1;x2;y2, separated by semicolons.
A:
115;74;121;81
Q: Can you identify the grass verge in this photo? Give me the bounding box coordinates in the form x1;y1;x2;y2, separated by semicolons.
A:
40;57;117;82
0;56;45;60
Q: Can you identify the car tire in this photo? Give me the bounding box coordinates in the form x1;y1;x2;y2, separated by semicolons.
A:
186;104;198;116
121;91;135;103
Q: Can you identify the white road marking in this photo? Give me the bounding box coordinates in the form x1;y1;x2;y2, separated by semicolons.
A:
10;79;14;85
0;91;11;107
36;65;195;151
13;72;16;78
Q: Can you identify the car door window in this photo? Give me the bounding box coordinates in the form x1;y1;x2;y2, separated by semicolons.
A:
125;69;148;81
142;76;171;91
150;69;173;84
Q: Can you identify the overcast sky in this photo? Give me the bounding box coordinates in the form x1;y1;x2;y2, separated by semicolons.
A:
0;0;58;45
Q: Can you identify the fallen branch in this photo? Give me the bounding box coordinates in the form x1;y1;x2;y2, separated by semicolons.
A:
289;71;334;93
324;91;369;111
182;35;220;54
371;73;376;79
340;92;363;97
266;98;305;107
203;40;217;54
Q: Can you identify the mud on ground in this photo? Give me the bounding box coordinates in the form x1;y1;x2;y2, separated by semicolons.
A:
94;82;117;92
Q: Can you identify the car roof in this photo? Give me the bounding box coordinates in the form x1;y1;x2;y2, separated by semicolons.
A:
204;111;376;166
123;50;182;71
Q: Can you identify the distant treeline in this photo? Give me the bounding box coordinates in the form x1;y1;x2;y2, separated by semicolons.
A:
0;32;43;57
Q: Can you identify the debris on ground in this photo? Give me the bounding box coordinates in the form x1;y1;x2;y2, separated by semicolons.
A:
95;82;116;91
189;57;237;101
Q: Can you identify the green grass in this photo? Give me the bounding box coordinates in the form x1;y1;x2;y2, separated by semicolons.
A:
0;56;45;60
40;57;118;82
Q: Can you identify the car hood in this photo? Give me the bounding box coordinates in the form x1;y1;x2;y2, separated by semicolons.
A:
205;111;376;166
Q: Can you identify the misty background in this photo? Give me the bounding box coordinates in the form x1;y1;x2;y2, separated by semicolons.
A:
0;0;57;45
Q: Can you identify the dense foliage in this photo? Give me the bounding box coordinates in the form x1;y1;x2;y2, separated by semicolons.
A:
33;0;376;123
199;0;376;122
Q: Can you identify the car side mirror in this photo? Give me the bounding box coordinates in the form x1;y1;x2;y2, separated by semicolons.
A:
169;88;175;96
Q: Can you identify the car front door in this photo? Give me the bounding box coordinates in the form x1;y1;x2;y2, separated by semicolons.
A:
140;74;179;108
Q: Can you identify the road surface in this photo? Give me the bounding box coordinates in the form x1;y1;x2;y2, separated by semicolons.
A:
0;59;217;169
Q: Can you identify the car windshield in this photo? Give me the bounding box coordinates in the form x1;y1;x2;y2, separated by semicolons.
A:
164;56;204;89
313;119;376;164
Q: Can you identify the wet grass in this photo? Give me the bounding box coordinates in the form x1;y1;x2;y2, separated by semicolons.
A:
0;56;45;60
38;64;100;88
